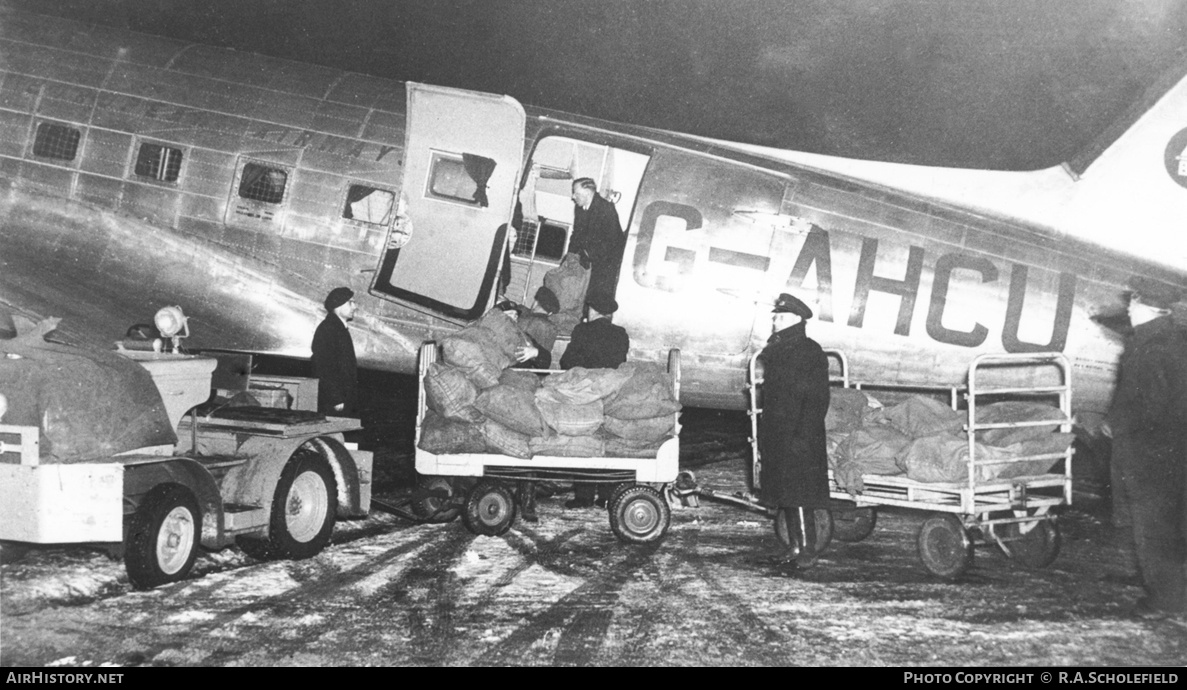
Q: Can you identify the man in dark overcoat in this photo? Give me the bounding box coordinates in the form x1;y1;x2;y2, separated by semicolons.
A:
559;292;629;372
756;292;830;569
311;286;359;417
1104;276;1187;619
569;177;625;301
560;292;630;509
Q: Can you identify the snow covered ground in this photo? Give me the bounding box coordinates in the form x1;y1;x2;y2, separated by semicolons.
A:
2;409;1185;666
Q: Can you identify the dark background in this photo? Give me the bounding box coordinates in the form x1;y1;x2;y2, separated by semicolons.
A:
10;0;1187;170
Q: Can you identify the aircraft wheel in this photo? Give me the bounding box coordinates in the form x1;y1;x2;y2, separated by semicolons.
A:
917;514;973;579
124;484;200;589
412;475;461;523
1005;520;1061;569
831;505;877;542
463;481;517;536
609;485;670;544
774;507;834;555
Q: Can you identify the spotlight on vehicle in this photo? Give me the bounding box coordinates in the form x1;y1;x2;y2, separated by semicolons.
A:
153;305;190;352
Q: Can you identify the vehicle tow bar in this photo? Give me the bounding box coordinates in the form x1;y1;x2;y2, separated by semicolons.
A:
672;470;775;517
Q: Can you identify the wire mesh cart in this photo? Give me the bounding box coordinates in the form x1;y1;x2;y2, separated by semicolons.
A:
819;351;1075;579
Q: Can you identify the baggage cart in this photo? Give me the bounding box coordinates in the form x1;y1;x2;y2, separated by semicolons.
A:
788;350;1074;579
413;342;681;543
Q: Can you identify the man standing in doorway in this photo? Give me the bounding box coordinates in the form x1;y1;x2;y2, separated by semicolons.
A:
756;292;830;571
1104;276;1187;620
569;177;625;301
311;287;359;417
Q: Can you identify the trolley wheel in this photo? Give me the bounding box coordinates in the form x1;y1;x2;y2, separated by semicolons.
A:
463;481;517;536
831;506;877;543
1006;520;1061;569
412;475;461;523
774;508;834;555
917;514;973;579
124;484;200;589
606;482;632;512
609;485;670;544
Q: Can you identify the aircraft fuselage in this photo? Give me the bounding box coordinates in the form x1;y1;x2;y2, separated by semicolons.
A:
1;8;1181;424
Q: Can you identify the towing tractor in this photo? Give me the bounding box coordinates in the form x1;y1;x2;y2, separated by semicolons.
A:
0;336;372;589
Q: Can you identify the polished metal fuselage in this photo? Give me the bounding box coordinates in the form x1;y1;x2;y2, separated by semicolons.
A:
1;7;1181;422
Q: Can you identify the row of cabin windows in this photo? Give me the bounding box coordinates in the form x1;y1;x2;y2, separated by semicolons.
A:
31;121;572;267
30;121;410;228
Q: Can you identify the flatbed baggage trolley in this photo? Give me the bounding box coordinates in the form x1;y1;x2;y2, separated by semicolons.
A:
413;342;682;543
820;351;1075;579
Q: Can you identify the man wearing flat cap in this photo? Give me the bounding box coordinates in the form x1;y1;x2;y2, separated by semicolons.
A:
755;292;830;571
559;292;629;372
311;286;359;417
560;292;631;509
1104;275;1187;619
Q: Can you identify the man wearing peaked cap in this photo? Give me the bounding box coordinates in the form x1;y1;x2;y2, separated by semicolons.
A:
772;292;813;320
753;292;830;572
1105;274;1187;620
311;286;359;417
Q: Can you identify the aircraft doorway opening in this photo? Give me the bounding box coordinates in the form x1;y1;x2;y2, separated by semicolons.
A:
501;135;650;313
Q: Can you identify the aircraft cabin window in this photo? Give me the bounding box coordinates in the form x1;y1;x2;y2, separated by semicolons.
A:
134;143;183;183
343;185;395;225
426;152;495;207
238;163;288;204
512;219;569;262
32;122;81;161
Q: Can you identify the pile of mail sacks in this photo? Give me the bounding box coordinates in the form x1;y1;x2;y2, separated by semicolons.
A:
826;389;1073;494
418;308;680;459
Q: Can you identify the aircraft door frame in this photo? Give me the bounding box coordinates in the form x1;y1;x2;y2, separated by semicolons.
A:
504;130;653;304
370;83;525;322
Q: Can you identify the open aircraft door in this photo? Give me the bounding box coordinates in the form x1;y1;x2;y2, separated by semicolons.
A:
371;83;525;321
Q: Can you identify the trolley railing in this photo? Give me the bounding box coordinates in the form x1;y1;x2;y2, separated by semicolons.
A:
962;351;1074;511
748;347;1073;516
747;348;847;491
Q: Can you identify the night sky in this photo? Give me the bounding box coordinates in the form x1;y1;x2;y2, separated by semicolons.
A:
10;0;1187;170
